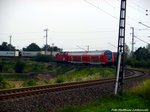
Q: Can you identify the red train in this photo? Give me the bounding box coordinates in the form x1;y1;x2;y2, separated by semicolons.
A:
55;50;115;65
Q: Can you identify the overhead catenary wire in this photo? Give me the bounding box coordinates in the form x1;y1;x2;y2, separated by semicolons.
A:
84;0;141;28
0;31;43;35
104;0;116;9
115;0;150;26
134;36;150;45
108;42;117;48
84;0;118;20
1;1;148;36
130;0;150;11
139;22;150;29
0;30;118;36
87;0;150;47
0;0;149;51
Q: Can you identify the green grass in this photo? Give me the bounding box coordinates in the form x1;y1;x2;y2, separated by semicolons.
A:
54;67;115;83
0;76;14;89
23;61;49;72
22;79;37;87
0;58;50;73
0;73;30;80
0;58;115;89
54;79;150;112
55;95;149;112
129;79;150;102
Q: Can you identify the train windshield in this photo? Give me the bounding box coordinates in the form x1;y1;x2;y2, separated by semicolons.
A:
105;50;112;61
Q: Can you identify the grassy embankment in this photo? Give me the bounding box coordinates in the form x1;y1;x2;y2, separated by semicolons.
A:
54;79;150;112
0;58;51;88
0;58;115;89
52;65;115;83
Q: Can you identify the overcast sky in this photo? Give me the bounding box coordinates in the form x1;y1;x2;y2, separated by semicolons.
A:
0;0;150;51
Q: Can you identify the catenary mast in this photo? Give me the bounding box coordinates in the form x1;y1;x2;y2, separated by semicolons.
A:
115;0;127;95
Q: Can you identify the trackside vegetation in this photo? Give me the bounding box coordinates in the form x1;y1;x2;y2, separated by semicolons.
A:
53;66;115;83
0;58;115;89
54;80;150;112
126;44;150;68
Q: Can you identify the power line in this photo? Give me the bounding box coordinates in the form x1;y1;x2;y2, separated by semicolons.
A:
134;36;150;44
84;0;137;28
135;35;150;38
116;0;150;26
139;22;150;29
104;0;116;9
136;28;149;31
84;0;118;20
51;30;117;33
130;0;149;11
76;45;88;52
0;31;43;35
108;42;117;48
0;30;117;35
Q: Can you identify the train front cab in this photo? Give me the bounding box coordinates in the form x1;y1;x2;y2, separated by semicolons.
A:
104;50;114;65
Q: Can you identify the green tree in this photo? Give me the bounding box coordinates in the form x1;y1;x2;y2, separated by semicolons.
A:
146;44;150;52
0;42;15;51
0;61;4;72
22;79;37;87
23;43;41;51
134;47;149;61
14;61;25;73
127;45;150;68
42;44;62;52
125;43;130;56
42;44;52;52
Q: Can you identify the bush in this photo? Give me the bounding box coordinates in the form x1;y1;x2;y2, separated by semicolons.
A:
0;76;11;89
55;77;64;83
22;79;37;87
126;56;150;68
33;54;54;62
14;61;25;73
0;62;4;72
130;80;150;102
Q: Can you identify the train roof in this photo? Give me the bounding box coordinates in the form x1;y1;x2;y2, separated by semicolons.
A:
67;50;112;56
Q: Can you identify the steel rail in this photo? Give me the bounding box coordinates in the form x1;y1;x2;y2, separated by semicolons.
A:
0;69;147;100
0;69;134;94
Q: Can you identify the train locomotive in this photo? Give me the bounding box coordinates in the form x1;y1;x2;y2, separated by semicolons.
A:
55;50;115;65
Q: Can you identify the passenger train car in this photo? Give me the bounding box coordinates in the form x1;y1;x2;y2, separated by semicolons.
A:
55;50;115;65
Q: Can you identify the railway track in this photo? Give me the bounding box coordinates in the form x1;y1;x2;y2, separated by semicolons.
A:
0;69;148;100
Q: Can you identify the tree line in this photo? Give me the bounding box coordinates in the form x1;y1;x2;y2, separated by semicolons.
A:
0;41;150;68
0;42;62;52
0;42;15;51
126;44;150;68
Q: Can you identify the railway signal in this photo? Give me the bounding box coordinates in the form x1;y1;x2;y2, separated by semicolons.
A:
115;0;127;96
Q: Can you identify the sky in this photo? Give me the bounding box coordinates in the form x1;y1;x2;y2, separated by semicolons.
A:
0;0;150;52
